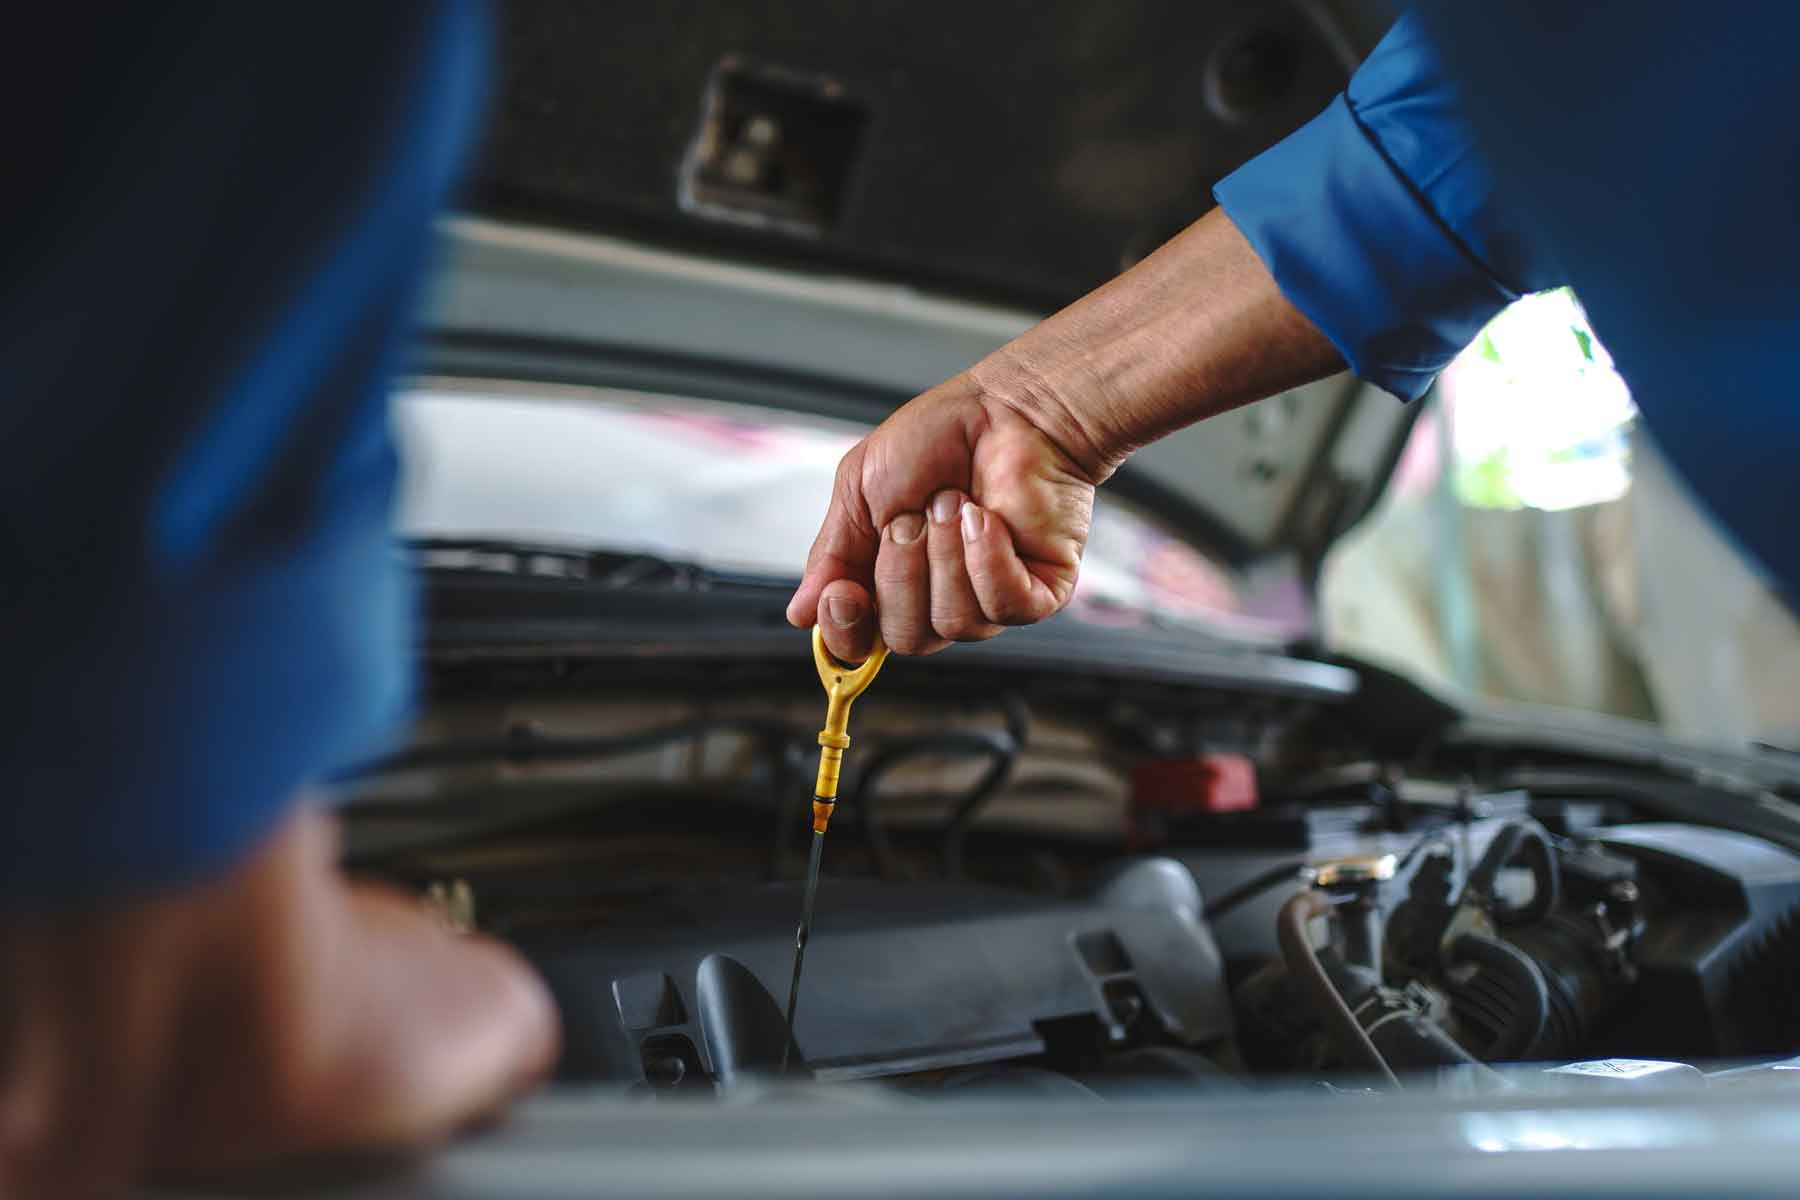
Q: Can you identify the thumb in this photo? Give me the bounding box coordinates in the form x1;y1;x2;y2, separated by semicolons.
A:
174;886;562;1168
144;813;560;1179
815;578;876;664
310;888;560;1150
787;447;879;627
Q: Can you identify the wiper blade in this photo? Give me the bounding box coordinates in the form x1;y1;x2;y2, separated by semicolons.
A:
405;537;786;592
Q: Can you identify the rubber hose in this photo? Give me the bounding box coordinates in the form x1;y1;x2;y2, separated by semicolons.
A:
854;732;1014;881
1505;827;1561;927
1466;820;1561;927
941;750;1019;879
941;695;1031;877
1466;823;1525;896
1276;891;1401;1089
1450;933;1551;1060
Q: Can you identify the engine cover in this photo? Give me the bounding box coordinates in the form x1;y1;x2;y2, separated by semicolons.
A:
1602;823;1800;1058
523;858;1231;1086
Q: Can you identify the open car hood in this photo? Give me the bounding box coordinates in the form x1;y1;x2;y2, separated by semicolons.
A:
430;0;1412;569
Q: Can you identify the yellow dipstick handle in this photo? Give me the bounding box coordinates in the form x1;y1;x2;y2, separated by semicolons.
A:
810;625;889;833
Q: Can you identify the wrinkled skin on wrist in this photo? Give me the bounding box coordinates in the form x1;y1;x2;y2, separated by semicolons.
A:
0;809;558;1199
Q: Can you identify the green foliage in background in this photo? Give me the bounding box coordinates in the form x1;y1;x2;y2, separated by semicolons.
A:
1451;287;1626;511
1456;448;1523;509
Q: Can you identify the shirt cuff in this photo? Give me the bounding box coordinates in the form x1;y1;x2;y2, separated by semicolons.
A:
1214;94;1518;402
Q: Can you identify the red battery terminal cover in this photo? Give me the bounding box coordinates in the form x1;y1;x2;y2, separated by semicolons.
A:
1130;753;1259;827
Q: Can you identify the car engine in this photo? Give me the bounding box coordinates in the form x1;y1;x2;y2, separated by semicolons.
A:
339;553;1800;1101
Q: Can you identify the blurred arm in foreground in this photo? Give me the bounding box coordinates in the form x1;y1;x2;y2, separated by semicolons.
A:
0;4;555;1194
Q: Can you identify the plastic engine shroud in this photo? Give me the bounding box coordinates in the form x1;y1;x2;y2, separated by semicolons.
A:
521;858;1232;1086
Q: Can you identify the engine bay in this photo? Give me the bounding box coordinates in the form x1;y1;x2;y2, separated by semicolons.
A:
338;587;1800;1106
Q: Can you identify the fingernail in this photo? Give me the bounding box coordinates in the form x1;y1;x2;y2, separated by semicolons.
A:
826;596;859;627
961;503;983;544
890;512;924;544
930;490;962;525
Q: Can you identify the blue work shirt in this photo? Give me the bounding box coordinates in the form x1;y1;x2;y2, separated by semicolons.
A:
8;3;1795;903
2;2;486;903
1217;4;1800;607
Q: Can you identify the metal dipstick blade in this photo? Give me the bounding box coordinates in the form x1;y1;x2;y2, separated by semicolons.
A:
780;829;827;1074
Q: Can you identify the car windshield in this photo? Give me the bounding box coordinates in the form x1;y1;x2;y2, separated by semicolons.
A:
394;379;1311;642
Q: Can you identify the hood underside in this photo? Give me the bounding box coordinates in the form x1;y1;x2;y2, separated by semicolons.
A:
444;0;1413;565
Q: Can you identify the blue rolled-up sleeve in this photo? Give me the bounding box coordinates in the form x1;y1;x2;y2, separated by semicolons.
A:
1214;13;1564;401
0;3;487;904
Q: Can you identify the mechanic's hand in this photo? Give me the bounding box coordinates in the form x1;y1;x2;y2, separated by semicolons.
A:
787;370;1106;661
787;206;1346;663
0;808;558;1199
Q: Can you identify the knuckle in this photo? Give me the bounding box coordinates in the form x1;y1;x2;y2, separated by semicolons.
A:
884;626;928;655
925;526;962;561
832;445;863;489
950;621;1004;643
830;459;856;508
984;592;1033;625
872;556;917;591
932;610;978;641
991;439;1040;482
873;543;924;588
831;447;878;540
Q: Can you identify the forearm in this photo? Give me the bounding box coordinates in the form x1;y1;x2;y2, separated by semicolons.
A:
968;206;1344;482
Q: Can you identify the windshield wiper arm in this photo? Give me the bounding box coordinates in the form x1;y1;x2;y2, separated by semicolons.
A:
405;537;788;592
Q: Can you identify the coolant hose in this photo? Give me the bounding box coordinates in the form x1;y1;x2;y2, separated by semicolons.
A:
1450;933;1551;1061
1466;820;1561;927
1276;891;1401;1089
854;731;1013;881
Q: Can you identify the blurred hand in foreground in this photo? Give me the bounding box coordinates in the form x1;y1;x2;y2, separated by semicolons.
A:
0;808;559;1199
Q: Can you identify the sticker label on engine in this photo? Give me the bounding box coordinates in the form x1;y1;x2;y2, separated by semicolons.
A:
1546;1059;1684;1079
